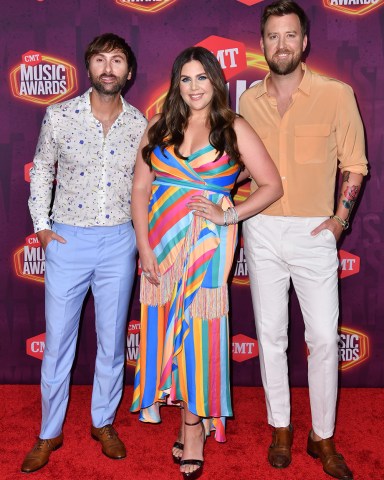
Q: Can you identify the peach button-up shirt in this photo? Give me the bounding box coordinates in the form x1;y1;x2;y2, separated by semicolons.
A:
239;64;368;217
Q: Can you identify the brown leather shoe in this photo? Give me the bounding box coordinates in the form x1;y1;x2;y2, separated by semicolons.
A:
91;424;126;459
21;433;63;473
307;431;353;479
268;424;293;468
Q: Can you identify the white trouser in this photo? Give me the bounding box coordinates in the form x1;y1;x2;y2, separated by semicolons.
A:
243;214;339;439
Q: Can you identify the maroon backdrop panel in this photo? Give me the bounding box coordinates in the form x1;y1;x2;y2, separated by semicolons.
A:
0;0;383;387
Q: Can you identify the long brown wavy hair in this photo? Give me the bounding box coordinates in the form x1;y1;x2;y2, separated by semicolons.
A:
142;46;241;167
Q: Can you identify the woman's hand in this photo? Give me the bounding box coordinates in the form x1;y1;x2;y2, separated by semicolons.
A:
187;195;225;226
139;246;161;286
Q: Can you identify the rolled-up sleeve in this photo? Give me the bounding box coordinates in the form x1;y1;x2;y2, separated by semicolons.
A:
336;84;368;176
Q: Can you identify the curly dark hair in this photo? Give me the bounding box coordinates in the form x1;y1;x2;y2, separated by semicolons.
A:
84;33;137;76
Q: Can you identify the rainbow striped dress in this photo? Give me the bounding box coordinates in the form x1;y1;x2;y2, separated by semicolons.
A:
131;144;240;442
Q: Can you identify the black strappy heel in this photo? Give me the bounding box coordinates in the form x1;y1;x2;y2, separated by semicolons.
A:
172;406;184;464
180;419;205;479
172;440;184;464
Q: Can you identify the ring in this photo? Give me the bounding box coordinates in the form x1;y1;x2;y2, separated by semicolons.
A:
142;271;150;277
202;207;207;213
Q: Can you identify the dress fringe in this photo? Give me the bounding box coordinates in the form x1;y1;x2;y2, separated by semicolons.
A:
190;285;228;319
140;215;228;319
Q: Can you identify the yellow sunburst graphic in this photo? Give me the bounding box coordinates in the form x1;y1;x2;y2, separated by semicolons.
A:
145;50;268;118
115;0;177;13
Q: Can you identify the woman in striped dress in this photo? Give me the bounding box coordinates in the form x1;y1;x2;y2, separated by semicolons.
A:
130;46;282;479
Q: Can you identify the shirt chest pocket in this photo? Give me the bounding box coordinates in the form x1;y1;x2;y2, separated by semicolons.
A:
294;124;331;164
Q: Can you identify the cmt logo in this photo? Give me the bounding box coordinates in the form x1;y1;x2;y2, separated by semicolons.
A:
196;36;247;82
232;182;251;286
26;333;46;360
145;39;267;119
232;237;249;286
338;326;369;371
338;250;360;279
9;51;78;105
13;234;45;283
232;334;258;362
115;0;177;12
24;162;33;183
126;320;140;366
237;0;265;5
323;0;384;15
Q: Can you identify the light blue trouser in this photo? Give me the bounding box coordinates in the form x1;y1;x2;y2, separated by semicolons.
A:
40;222;136;439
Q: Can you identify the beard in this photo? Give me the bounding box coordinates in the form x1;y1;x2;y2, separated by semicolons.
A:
266;49;302;76
89;72;126;95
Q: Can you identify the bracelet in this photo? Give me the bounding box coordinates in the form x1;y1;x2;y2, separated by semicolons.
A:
223;207;239;226
331;214;349;230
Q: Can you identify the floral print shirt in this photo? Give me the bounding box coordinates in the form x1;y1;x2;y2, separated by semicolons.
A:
29;88;147;232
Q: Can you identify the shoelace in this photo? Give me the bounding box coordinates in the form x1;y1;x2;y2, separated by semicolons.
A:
99;426;116;439
33;439;51;451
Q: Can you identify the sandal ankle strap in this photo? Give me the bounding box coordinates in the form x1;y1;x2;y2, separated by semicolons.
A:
184;419;202;427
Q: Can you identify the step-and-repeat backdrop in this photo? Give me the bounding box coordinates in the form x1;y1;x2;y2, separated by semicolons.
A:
1;0;383;387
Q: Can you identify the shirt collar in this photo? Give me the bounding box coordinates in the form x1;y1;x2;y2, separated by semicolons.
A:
75;88;128;115
256;62;312;99
298;63;311;96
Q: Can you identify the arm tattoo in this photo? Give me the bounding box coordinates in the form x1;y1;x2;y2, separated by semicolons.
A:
342;185;360;211
342;171;350;183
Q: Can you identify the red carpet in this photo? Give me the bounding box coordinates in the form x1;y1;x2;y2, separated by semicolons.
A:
1;386;382;479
